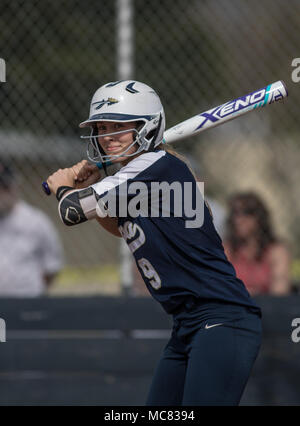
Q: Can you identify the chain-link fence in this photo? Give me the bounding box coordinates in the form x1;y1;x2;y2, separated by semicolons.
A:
1;0;300;296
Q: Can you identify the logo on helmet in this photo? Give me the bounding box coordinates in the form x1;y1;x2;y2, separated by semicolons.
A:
126;82;139;93
92;97;119;110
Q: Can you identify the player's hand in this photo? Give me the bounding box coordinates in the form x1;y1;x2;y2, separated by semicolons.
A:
73;160;102;188
47;168;76;195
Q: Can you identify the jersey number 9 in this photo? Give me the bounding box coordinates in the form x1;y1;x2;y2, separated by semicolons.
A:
138;258;162;290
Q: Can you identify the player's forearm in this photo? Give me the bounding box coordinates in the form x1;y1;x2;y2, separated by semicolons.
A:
49;162;121;234
58;187;98;226
57;186;121;237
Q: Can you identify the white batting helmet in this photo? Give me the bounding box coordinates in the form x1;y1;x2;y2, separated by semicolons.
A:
79;80;166;164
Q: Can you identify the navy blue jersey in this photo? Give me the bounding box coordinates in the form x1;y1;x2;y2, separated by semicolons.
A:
92;150;261;315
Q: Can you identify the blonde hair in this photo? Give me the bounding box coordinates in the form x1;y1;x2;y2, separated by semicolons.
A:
156;142;198;180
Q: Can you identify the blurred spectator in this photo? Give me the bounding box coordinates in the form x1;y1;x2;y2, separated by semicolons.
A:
0;160;63;297
223;192;291;296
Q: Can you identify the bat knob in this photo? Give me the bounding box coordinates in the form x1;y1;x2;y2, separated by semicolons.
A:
42;181;51;196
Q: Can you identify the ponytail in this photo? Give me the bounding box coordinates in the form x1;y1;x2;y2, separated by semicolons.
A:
156;143;198;180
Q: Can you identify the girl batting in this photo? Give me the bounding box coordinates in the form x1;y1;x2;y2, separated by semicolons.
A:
47;80;262;406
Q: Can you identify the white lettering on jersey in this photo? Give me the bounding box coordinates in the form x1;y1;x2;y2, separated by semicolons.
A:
138;258;161;290
119;221;146;253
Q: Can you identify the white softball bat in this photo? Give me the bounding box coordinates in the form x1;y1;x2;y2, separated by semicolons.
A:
163;80;288;144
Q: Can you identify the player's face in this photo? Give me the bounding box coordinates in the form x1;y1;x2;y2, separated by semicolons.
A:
96;121;138;165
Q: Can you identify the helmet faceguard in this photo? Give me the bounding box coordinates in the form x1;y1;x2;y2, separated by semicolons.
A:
79;81;166;165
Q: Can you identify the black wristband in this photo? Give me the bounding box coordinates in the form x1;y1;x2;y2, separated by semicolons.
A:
56;186;74;201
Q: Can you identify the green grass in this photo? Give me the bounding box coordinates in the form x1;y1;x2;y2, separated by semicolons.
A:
48;259;300;296
49;264;121;296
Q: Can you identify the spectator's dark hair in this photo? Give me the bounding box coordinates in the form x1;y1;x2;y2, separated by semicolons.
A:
226;192;277;260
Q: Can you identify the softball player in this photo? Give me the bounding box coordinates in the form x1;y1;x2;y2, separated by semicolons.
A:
47;80;262;406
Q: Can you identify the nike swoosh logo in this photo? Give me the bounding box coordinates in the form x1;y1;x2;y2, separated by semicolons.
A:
205;323;223;329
